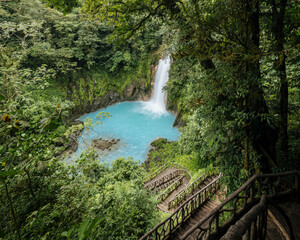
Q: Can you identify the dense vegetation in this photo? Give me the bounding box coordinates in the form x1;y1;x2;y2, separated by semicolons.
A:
79;0;299;190
0;0;299;239
0;0;164;239
165;0;299;190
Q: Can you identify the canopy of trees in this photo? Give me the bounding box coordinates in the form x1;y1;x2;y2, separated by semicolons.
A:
0;0;299;239
78;0;299;189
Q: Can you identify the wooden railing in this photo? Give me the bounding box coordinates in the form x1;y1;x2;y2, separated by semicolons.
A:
145;169;189;191
220;195;267;240
154;176;182;194
144;162;189;183
168;169;219;210
140;173;222;240
157;176;184;203
181;170;300;240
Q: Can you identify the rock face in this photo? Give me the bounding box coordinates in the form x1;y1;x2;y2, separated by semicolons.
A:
92;138;120;151
67;60;160;121
172;108;186;127
70;80;152;119
68;120;84;152
123;82;136;98
151;64;158;79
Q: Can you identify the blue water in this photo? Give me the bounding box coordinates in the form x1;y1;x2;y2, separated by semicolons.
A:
70;101;180;164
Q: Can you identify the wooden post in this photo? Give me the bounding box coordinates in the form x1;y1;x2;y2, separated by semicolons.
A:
250;219;257;240
233;199;237;218
250;182;254;201
216;211;220;235
295;175;299;199
244;189;247;208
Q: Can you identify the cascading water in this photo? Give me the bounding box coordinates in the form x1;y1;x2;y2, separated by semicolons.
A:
68;55;179;163
141;56;171;115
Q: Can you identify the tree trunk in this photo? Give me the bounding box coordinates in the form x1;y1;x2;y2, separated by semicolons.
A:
272;0;288;163
243;0;277;171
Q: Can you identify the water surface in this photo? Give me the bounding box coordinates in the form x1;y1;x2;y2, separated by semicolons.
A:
70;101;179;163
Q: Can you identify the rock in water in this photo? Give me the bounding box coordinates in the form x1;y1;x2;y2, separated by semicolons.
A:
92;138;120;151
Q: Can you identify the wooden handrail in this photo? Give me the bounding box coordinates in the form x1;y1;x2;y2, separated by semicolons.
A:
156;168;191;203
181;170;300;240
172;169;219;201
145;169;190;191
140;173;222;240
168;169;219;210
220;195;267;240
169;173;207;205
144;162;189;183
157;176;183;203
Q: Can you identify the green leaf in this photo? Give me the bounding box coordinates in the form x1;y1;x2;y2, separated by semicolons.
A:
209;138;214;147
78;219;90;240
78;218;103;240
61;226;74;238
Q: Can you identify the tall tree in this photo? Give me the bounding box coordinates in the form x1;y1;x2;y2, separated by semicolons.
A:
271;0;289;162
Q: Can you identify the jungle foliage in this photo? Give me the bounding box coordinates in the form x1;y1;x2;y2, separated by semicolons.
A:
0;0;164;239
78;0;299;191
0;0;299;239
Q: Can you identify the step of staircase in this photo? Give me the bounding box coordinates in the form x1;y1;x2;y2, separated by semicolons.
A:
157;176;190;212
168;175;217;212
171;191;222;239
144;166;178;188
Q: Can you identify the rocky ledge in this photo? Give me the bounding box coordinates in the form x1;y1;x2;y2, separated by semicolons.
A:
92;138;120;151
143;138;170;171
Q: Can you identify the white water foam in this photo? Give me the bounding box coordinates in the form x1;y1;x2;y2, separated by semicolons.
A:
139;56;171;116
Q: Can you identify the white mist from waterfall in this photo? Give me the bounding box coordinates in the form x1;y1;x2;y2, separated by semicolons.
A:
140;56;171;116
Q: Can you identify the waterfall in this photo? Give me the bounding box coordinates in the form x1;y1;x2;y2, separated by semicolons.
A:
141;56;171;116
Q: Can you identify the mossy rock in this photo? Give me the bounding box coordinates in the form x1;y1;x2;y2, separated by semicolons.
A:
150;138;169;150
